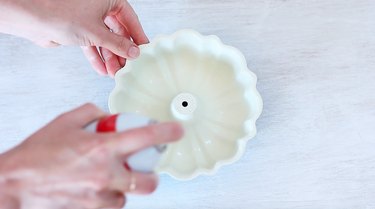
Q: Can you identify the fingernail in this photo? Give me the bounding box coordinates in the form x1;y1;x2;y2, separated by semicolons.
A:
128;46;140;59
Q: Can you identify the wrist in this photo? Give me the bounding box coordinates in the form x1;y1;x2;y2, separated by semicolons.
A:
0;0;48;36
0;0;24;34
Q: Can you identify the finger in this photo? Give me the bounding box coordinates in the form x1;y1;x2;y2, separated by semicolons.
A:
94;27;140;60
100;47;121;78
116;1;149;45
95;191;126;209
104;16;128;71
104;16;129;38
56;103;107;128
107;122;184;156
73;190;125;209
81;46;107;76
126;172;158;195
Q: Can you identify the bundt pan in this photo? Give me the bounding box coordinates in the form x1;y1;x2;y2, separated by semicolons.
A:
109;29;263;180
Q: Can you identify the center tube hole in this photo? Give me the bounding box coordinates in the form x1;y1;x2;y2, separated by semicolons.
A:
182;101;188;107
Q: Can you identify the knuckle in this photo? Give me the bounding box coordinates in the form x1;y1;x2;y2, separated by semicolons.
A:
116;27;125;35
95;36;105;47
82;103;104;116
82;103;99;112
97;39;105;47
54;112;71;123
117;38;129;51
94;176;111;190
91;137;111;154
81;188;96;198
94;137;112;151
119;23;126;32
79;135;113;160
90;165;115;189
83;135;108;151
142;126;156;137
147;126;158;138
125;127;154;143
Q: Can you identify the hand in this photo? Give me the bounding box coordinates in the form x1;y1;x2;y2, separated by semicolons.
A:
0;0;149;77
0;104;183;209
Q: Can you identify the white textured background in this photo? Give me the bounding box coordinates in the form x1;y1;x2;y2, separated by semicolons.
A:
1;0;375;208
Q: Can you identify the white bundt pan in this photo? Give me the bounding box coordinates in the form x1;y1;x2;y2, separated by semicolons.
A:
109;29;263;180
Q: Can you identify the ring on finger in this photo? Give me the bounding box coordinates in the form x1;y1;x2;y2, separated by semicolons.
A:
128;173;137;192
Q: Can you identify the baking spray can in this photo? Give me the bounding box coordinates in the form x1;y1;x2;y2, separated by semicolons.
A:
85;113;166;173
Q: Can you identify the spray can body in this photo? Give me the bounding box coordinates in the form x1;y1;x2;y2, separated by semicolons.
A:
85;113;165;173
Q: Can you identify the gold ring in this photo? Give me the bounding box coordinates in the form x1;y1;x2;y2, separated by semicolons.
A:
128;174;137;192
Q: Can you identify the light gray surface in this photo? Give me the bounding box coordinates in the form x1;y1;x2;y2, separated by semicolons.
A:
1;0;375;208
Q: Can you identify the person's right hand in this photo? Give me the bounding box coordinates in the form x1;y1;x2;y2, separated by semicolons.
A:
0;0;149;77
0;104;183;209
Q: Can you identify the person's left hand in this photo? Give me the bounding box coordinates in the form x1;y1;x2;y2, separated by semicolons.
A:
0;0;149;77
81;14;147;77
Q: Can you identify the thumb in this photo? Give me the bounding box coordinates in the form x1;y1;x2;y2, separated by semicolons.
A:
94;28;140;59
